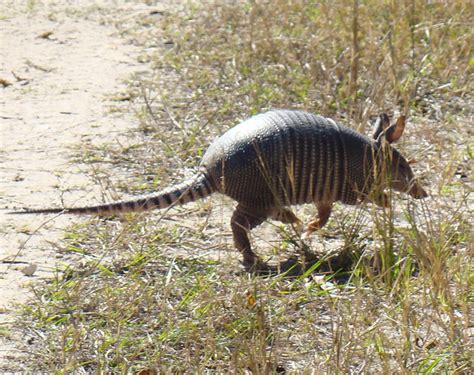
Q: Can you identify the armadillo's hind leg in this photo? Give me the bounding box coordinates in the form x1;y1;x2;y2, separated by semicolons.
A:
270;208;301;224
230;205;269;273
302;202;333;240
270;207;303;234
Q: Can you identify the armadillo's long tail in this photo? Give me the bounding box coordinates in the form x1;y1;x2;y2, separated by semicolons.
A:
9;172;215;216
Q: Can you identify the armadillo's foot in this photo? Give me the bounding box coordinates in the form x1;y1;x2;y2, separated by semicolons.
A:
301;203;333;240
302;219;321;240
301;217;325;240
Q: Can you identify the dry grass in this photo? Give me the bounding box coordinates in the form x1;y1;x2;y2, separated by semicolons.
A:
12;1;473;373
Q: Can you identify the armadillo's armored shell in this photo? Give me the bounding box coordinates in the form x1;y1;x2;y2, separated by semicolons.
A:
202;110;377;209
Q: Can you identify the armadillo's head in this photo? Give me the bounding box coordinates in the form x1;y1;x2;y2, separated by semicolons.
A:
388;149;428;199
372;113;428;200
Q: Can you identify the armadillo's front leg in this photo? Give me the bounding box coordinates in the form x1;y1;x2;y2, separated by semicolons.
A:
371;192;391;208
230;205;269;272
302;202;333;240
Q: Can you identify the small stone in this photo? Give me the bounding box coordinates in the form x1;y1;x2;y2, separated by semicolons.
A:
21;263;37;277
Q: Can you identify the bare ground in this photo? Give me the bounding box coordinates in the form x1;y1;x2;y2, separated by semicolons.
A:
0;1;160;367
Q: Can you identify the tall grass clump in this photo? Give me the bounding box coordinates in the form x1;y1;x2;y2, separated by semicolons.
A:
12;1;472;373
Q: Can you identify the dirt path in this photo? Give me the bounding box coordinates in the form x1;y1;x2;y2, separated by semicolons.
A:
0;2;159;367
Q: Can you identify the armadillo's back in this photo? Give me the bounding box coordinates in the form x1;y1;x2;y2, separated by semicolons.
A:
202;110;374;209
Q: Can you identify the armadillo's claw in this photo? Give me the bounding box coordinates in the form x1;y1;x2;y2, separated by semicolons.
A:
409;181;428;199
302;218;323;239
300;221;321;241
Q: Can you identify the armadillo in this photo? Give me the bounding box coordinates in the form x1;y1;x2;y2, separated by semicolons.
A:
11;110;427;271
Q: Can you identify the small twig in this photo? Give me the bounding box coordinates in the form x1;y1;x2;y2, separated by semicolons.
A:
11;71;29;82
25;59;55;73
0;78;12;87
37;30;54;40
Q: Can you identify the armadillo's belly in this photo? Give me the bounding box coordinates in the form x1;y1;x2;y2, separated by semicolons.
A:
201;110;351;209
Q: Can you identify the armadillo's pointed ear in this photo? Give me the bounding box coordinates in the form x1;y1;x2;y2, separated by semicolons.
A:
372;113;391;140
384;115;406;143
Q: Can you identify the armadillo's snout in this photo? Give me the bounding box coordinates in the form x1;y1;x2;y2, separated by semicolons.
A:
408;180;428;199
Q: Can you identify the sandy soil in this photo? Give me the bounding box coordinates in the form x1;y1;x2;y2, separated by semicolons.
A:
0;1;160;368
